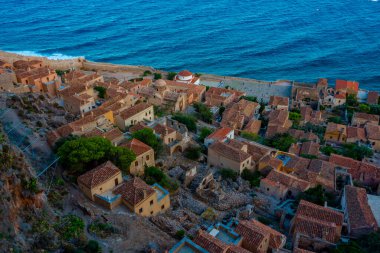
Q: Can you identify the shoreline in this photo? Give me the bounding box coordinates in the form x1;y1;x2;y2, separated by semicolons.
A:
0;50;374;96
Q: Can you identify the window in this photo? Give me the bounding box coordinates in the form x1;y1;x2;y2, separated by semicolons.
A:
115;178;119;186
146;155;150;160
139;208;143;213
100;187;103;191
135;161;138;166
150;211;153;215
150;200;154;206
161;205;165;209
267;188;269;191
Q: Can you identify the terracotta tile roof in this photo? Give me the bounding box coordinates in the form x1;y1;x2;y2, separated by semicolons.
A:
206;127;233;141
269;95;289;107
347;126;366;140
178;70;193;77
285;156;311;170
226;245;251;253
206;87;245;99
334;92;346;99
235;220;286;250
344;185;378;232
365;123;380;140
335;80;359;93
118;103;152;120
193;230;229;253
367;91;379;105
296;200;344;226
260;155;283;169
292;214;338;243
300;141;320;156
77;161;121;189
243;141;275;163
266;170;310;192
329;154;361;170
234;221;266;252
153;123;176;136
294;248;316;253
243;119;261;134
122;138;152;156
113;177;155;206
209;141;251;162
353;112;379;123
325;122;346;134
128;122;148;133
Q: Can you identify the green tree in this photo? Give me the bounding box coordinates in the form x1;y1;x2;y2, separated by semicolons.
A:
94;86;107;99
289;112;301;125
184;146;202;160
341;143;373;161
220;168;238;181
57;137;113;174
84;240;102;253
199;127;213;142
109;146;136;174
241;131;260;142
153;73;162;80
328;116;343;124
132;128;163;155
167;72;177;80
296;185;336;207
172;113;197;132
241;96;258;102
144;166;178;192
55;215;84;240
264;133;296;152
241;169;262;187
320;145;338;156
346;94;359;107
193;102;213;123
142;70;152;76
358;103;370;113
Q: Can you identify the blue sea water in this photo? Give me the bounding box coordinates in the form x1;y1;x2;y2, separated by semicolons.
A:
0;0;379;90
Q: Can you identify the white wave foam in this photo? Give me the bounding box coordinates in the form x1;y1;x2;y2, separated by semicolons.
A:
7;50;83;60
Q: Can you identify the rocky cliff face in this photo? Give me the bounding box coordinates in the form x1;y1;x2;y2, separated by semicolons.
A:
0;133;58;252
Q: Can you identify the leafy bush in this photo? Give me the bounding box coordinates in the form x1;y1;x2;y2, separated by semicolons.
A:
94;86;107;99
57;137;135;175
132;128;163;155
241;169;262;187
241;131;260;142
199;127;213;142
84;240;102;253
241;96;257;102
88;220;117;238
257;216;272;226
55;215;84;240
184;146;202;160
193;102;213;123
22;178;39;194
220;168;238;181
172;113;197;132
144;166;178;192
296;185;336;207
153;73;162;80
328;116;343;124
264;133;296;152
167;72;177;80
142;70;152;76
175;230;185;239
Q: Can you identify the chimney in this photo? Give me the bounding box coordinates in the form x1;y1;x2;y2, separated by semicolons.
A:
143;189;147;198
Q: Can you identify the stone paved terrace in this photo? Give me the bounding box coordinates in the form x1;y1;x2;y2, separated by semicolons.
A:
202;79;292;103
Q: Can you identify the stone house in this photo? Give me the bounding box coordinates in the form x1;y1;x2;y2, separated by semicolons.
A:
290;200;344;244
341;185;378;238
208;140;253;174
121;138;155;176
352;112;379;127
267;95;289;111
116;103;154;131
324;122;347;143
205;87;245;107
113;177;170;217
77;161;123;203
